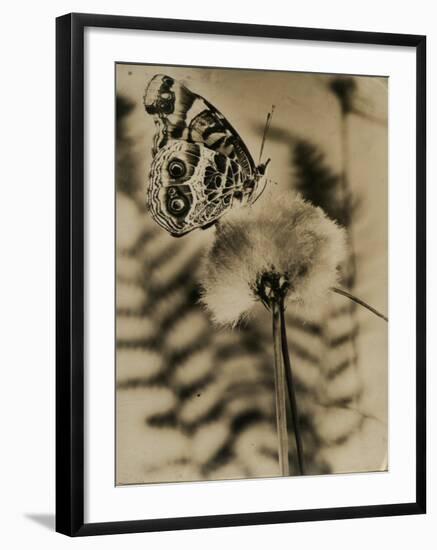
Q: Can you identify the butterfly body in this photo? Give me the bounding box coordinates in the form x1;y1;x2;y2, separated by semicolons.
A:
144;74;269;236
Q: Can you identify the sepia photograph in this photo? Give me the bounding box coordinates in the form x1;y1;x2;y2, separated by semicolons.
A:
115;63;388;486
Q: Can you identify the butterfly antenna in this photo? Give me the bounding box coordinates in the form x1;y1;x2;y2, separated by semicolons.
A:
258;105;275;164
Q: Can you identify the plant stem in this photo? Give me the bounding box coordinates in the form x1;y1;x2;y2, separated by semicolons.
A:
279;296;305;475
271;299;290;476
331;287;388;322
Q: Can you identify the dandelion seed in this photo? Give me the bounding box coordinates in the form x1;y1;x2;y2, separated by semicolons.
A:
200;191;347;326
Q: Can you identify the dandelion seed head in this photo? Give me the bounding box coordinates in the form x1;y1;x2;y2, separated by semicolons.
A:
200;191;347;325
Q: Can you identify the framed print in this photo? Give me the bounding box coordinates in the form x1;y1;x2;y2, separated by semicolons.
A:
56;13;426;536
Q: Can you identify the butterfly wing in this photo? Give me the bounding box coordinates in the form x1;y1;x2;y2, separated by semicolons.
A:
144;74;264;236
144;74;257;180
148;140;245;237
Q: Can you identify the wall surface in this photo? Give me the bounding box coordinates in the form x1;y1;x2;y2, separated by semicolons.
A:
0;1;434;548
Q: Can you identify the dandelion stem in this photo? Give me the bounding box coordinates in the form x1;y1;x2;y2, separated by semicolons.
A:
271;299;290;476
279;296;305;475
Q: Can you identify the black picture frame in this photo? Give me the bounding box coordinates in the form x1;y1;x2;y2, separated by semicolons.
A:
56;12;426;537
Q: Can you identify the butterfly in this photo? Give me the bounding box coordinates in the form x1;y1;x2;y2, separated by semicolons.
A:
144;74;271;237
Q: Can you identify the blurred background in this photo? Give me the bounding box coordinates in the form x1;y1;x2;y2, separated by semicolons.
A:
115;64;388;485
